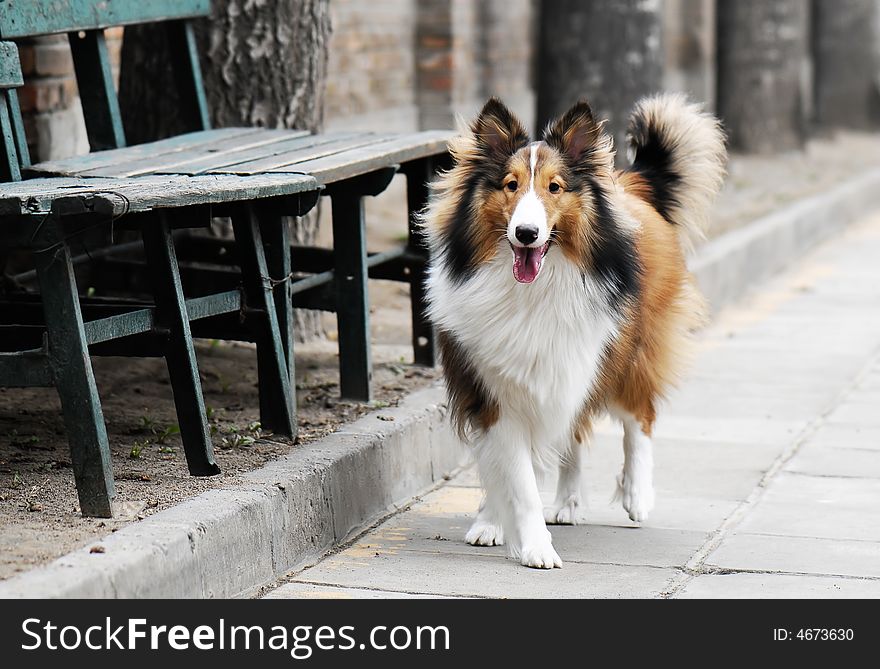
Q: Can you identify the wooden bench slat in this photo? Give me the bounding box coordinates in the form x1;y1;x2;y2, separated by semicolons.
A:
183;133;397;175
28;128;264;176
0;173;319;216
0;0;211;38
81;128;310;177
84;308;154;345
168;131;366;175
264;131;453;183
0;42;23;88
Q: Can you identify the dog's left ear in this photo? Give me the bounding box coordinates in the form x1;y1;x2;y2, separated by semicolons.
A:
544;101;613;170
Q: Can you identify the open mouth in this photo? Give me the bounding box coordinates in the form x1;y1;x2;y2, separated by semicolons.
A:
511;242;550;284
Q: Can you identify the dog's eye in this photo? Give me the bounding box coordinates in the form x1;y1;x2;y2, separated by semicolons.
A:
549;182;561;194
506;181;518;192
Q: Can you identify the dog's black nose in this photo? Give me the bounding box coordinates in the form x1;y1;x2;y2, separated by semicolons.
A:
515;225;539;245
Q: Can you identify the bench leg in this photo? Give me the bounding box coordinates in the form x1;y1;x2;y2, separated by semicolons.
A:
233;206;296;436
261;213;294;382
330;192;372;401
33;222;115;517
142;214;219;476
404;158;437;367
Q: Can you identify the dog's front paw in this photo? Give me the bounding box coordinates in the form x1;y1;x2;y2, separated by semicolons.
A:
518;530;562;569
543;495;583;525
617;472;655;523
466;519;504;546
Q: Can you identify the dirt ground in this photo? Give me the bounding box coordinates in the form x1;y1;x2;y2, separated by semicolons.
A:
2;129;880;581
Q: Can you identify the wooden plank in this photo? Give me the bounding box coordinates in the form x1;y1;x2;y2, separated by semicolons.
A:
32;212;115;517
0;350;52;387
165;132;368;176
83;128;309;177
261;214;293;382
0;96;21;180
204;133;394;175
232;206;296;436
185;290;241;321
0;0;211;38
84;308;154;345
0;41;23;87
331;191;372;401
68;29;126;150
401;157;437;366
265;131;453;184
166;20;210;133
142;212;219;477
27;128;261;176
7;90;31;168
0;173;320;216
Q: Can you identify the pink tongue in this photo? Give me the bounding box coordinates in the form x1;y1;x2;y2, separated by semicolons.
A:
512;246;542;284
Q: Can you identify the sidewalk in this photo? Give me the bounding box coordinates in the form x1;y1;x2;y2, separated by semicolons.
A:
262;210;880;599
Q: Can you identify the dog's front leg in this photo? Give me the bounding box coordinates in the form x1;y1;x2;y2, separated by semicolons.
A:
475;421;562;569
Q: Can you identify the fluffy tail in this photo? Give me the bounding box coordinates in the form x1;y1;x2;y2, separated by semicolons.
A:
626;93;727;248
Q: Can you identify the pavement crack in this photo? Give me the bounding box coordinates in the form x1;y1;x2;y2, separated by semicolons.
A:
662;344;880;599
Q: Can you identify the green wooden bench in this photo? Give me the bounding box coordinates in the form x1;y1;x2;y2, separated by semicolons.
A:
0;2;451;516
0;37;321;516
2;0;451;401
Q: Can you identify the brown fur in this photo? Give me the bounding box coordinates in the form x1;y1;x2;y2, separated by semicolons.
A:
579;171;707;438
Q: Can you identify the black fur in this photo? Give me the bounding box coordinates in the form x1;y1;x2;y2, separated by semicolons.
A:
586;179;641;307
438;329;498;437
626;122;682;224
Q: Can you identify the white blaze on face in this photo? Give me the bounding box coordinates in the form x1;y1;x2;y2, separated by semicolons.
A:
508;143;551;284
508;143;549;248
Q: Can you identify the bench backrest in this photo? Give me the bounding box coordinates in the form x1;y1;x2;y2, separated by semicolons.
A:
0;1;210;38
0;41;28;180
0;0;212;177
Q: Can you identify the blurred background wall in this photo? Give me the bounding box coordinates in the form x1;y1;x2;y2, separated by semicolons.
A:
16;0;880;161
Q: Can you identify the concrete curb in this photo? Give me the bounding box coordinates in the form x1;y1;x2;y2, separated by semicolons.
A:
2;167;879;598
691;167;880;314
0;387;466;598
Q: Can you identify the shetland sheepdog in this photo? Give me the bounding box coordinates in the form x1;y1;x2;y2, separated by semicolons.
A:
422;94;726;569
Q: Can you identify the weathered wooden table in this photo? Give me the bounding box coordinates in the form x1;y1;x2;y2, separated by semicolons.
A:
0;2;453;517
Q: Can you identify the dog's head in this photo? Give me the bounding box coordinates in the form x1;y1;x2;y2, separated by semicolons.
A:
428;97;617;285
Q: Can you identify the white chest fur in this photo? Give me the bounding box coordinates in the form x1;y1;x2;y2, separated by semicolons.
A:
427;245;619;444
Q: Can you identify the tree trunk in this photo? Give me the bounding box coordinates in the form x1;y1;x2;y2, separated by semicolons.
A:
536;0;664;166
119;0;332;341
812;0;880;130
716;0;810;153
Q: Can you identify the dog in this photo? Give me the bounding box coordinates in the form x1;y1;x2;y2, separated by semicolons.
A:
422;94;726;568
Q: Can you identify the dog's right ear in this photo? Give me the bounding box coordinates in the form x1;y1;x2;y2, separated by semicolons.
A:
471;97;529;160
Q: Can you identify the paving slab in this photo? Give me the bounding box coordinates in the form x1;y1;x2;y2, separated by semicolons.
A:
705;533;880;579
263;584;463;599
732;472;880;542
293;550;679;599
674;573;880;599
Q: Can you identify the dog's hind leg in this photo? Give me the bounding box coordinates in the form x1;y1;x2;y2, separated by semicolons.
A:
612;408;655;523
474;420;562;569
544;436;586;525
466;490;505;546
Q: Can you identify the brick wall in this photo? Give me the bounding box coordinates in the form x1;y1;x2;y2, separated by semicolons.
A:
323;0;419;133
325;0;535;133
17;28;123;162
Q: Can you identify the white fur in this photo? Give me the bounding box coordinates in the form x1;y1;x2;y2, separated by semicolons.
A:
427;242;619;568
609;405;655;522
544;436;586;525
507;143;549;247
